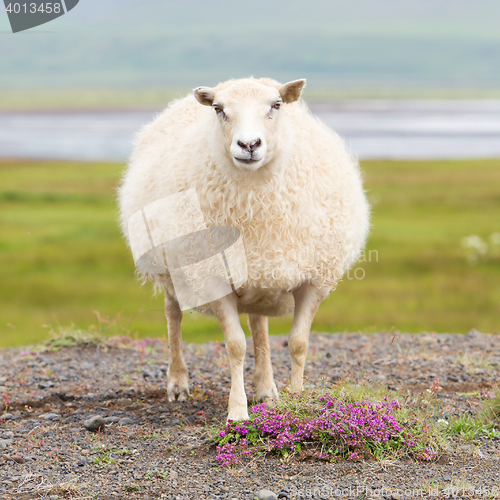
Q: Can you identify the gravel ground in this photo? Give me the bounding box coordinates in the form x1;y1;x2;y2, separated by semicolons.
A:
0;330;499;499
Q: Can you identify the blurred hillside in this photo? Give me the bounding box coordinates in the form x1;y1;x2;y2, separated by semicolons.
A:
0;0;499;91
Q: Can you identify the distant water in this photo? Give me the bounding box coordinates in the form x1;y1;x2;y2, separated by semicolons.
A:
1;100;500;161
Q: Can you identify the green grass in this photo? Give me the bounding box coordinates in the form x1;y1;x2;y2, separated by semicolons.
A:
0;158;499;348
3;88;500;112
445;414;500;442
0;88;188;112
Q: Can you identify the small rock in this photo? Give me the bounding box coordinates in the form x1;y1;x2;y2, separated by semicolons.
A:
0;413;14;421
278;493;289;499
0;432;13;439
256;490;278;500
442;473;452;481
118;417;134;426
44;413;59;421
8;455;25;464
0;439;13;448
104;416;121;424
83;416;106;433
391;494;401;500
169;470;179;479
76;457;88;467
39;381;54;389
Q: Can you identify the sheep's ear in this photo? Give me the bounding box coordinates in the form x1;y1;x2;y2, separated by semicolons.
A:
279;79;306;103
194;86;216;106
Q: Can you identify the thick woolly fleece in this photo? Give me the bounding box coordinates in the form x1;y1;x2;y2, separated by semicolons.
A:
118;77;370;317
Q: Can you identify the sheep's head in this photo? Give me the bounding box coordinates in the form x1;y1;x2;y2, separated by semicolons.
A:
194;78;306;172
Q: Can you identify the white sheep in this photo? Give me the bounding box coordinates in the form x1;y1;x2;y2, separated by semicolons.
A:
118;77;370;421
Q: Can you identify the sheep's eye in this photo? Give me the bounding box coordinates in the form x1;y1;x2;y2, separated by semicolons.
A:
271;101;282;110
213;105;226;118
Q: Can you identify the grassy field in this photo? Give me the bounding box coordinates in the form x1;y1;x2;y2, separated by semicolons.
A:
0;158;499;348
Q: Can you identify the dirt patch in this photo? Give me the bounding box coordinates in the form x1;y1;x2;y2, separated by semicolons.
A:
0;330;499;499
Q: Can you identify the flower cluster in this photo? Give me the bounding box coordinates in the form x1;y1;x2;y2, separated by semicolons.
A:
215;442;240;467
417;447;436;461
461;232;500;265
215;391;435;466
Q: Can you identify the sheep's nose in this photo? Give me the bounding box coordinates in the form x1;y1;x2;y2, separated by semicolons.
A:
237;139;262;152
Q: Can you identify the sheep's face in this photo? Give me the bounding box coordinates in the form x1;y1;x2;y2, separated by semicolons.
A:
194;79;305;172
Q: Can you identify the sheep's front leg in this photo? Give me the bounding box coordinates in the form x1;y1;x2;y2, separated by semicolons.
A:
248;314;278;402
289;284;329;392
164;293;189;402
212;294;249;421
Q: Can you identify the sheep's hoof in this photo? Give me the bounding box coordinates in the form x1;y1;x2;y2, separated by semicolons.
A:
260;395;278;408
167;383;189;402
226;407;250;423
255;384;279;404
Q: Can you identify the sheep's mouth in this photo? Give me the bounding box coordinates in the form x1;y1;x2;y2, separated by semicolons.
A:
233;157;261;164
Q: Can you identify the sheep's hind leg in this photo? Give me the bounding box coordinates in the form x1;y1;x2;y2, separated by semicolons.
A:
288;284;329;393
164;292;189;402
212;294;249;422
248;314;278;403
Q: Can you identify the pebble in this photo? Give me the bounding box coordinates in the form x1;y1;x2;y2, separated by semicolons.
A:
76;457;88;467
0;439;13;448
0;431;13;439
44;413;60;421
39;381;55;389
83;415;106;432
442;473;452;481
256;490;278;500
118;417;134;426
104;416;121;424
0;413;14;421
8;455;25;464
